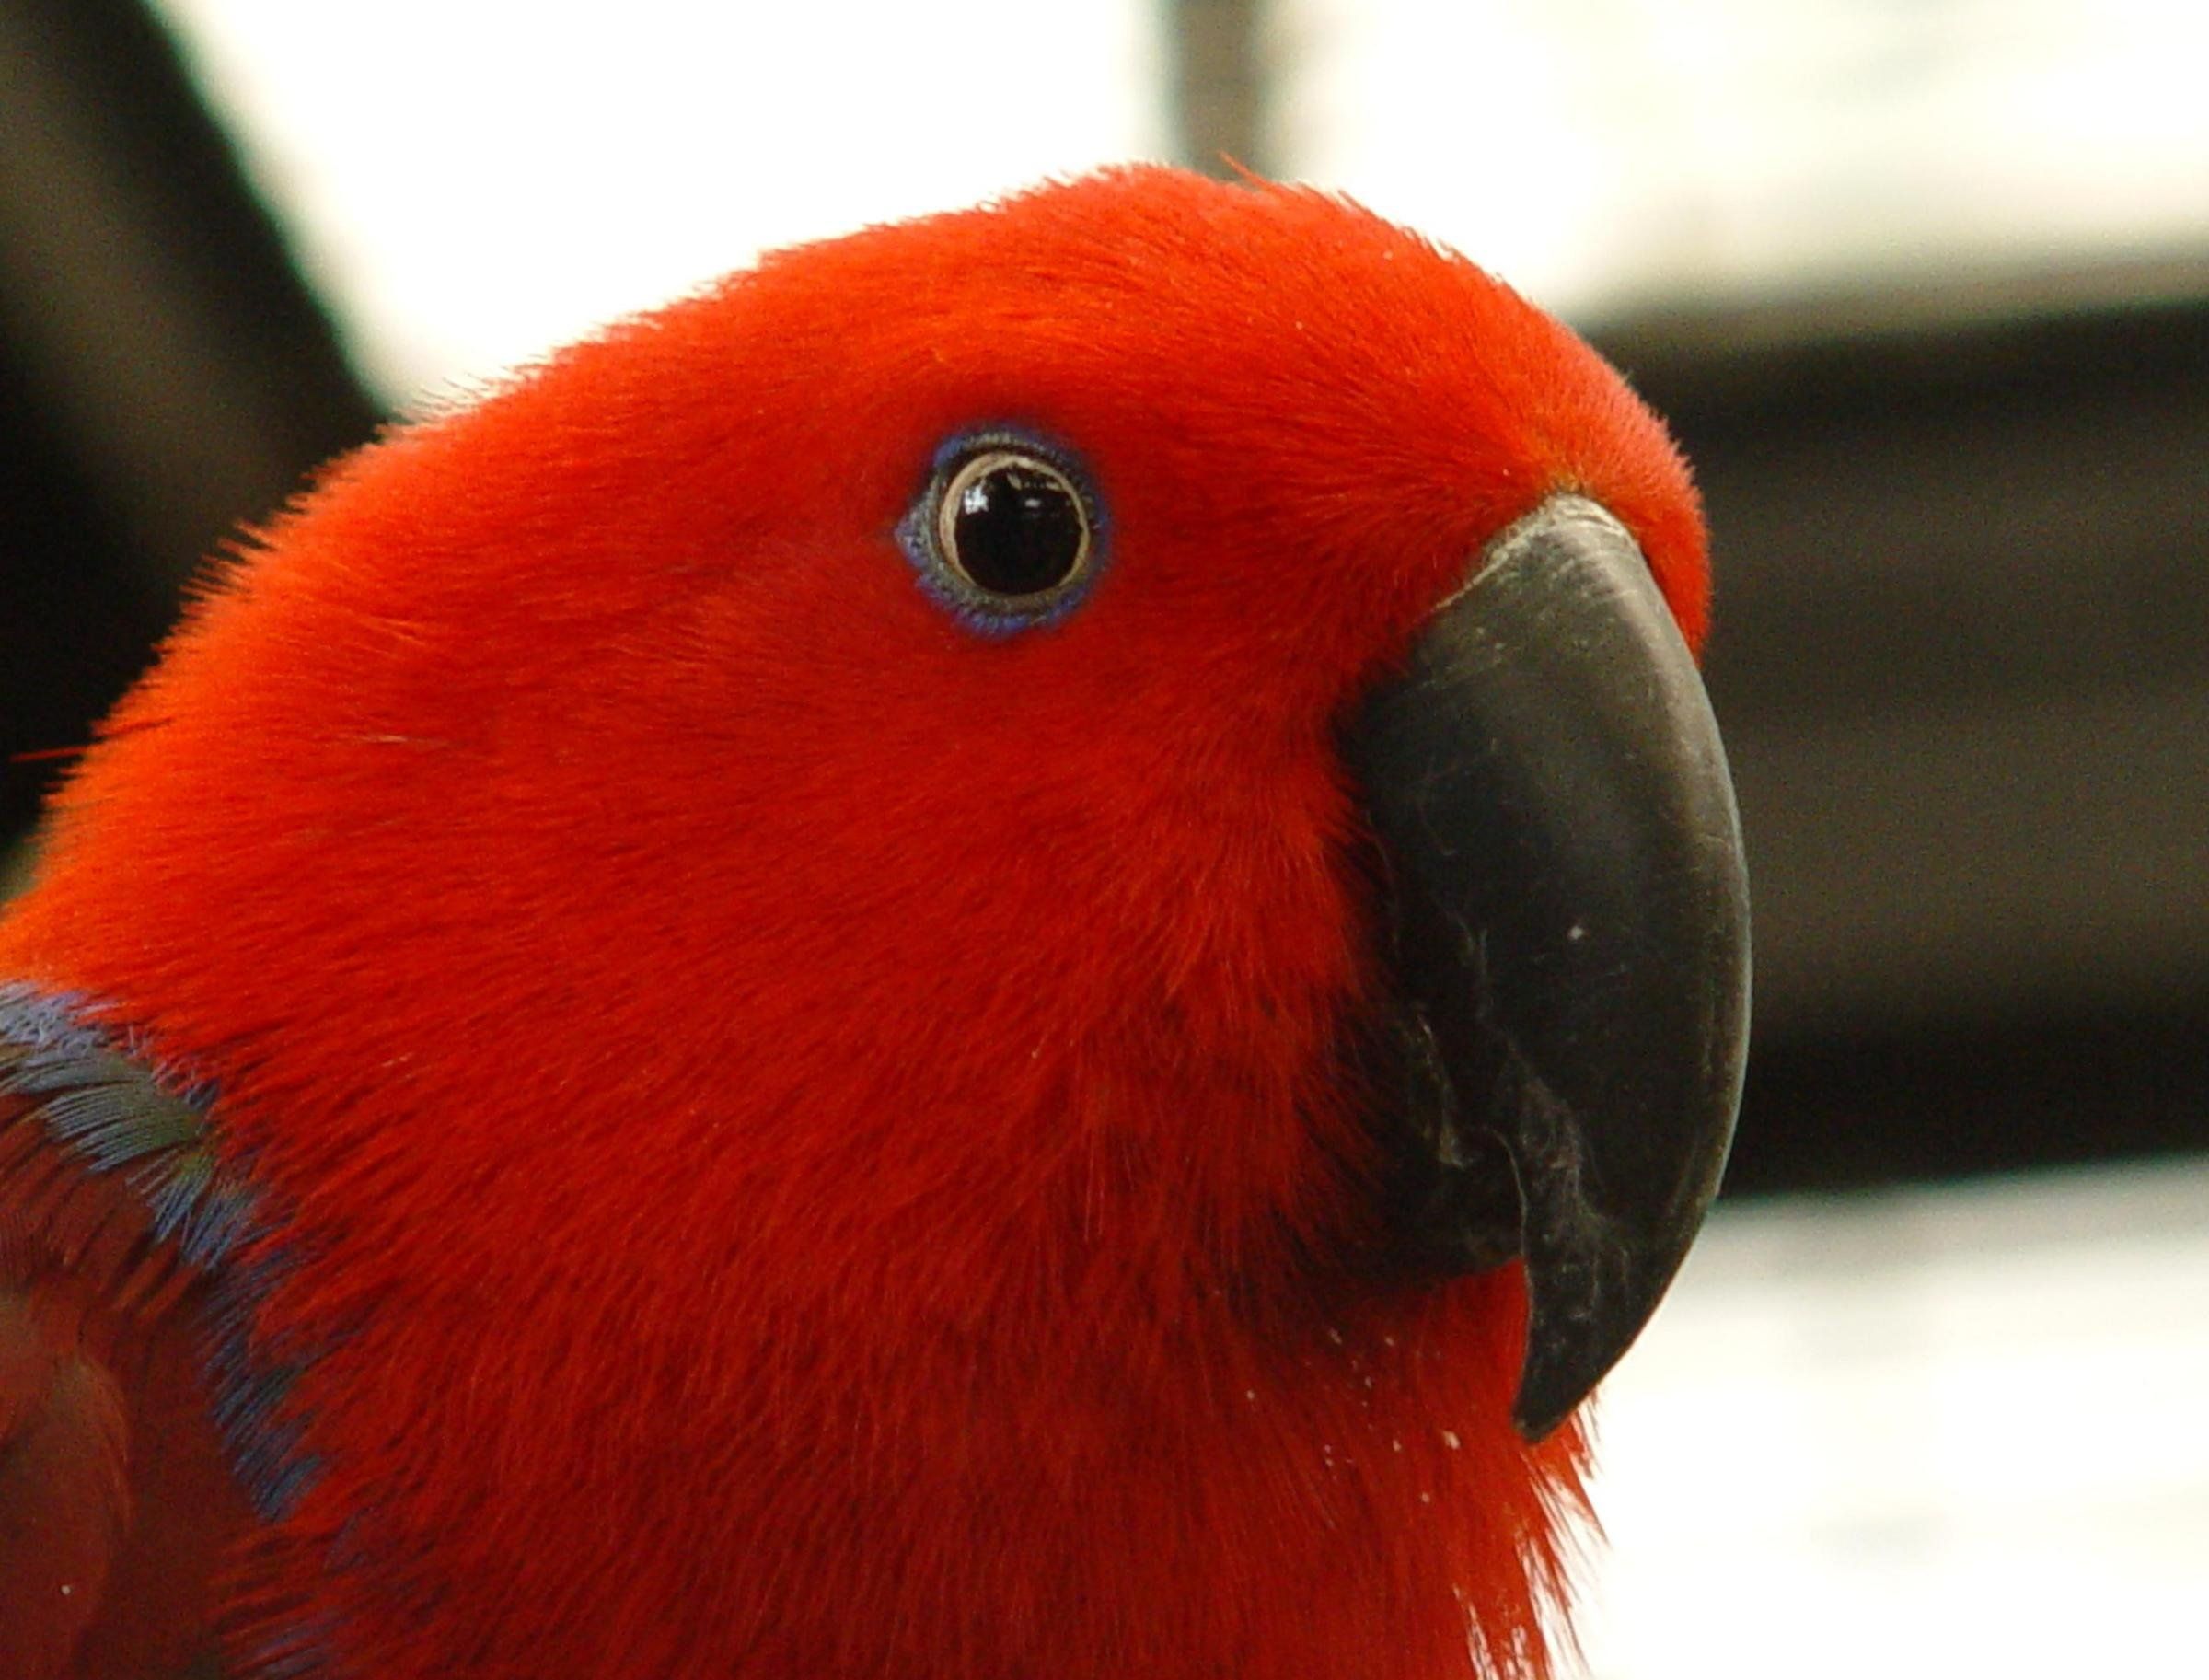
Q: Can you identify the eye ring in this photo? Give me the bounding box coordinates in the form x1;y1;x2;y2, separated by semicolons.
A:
900;430;1105;635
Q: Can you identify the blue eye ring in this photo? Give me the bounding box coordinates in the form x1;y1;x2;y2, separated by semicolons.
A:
897;428;1107;636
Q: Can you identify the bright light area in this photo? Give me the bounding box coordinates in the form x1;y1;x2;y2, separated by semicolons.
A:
1278;0;2209;318
151;2;1169;402
1579;1156;2209;1679
151;3;2209;393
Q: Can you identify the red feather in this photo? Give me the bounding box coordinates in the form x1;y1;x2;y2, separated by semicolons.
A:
0;167;1703;1677
0;1068;252;1678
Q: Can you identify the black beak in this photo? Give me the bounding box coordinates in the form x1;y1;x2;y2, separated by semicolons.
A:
1344;495;1751;1442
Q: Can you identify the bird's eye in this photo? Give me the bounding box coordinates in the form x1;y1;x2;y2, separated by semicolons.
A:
901;432;1104;634
939;452;1090;597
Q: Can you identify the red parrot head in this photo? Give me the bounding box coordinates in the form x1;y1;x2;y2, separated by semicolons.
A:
2;168;1746;1678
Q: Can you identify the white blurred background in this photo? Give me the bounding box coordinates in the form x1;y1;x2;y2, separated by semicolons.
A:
1581;1158;2209;1678
151;0;2209;402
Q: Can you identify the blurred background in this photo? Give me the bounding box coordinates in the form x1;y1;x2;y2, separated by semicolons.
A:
2;0;2203;1672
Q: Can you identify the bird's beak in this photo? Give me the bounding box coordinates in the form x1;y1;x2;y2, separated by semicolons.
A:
1343;495;1752;1441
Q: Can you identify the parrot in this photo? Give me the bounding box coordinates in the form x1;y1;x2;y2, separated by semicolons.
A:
0;165;1748;1679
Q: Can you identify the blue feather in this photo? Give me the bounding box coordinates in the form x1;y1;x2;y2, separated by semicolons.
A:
0;980;322;1519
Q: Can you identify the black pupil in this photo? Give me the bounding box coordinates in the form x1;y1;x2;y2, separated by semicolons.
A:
949;461;1084;597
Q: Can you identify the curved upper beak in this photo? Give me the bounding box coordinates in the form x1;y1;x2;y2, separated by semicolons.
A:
1343;495;1752;1441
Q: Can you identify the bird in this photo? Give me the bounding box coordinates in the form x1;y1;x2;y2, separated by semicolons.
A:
0;165;1747;1679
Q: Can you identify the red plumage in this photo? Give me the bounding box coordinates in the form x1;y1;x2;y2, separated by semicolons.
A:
0;168;1707;1677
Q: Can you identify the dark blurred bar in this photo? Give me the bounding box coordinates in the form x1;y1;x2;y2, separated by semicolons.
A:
1166;0;1275;177
0;0;380;857
1596;278;2209;1188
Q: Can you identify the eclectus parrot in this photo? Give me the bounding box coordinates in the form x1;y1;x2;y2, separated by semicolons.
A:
0;167;1749;1679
